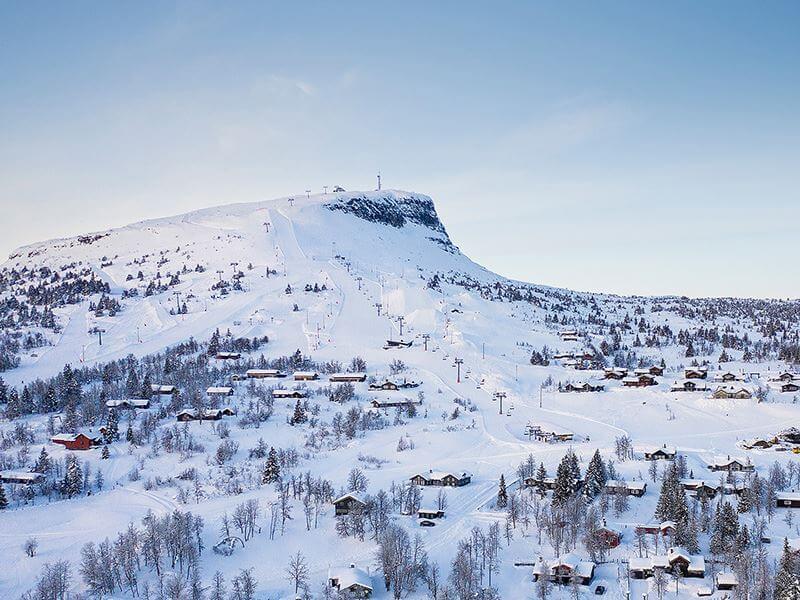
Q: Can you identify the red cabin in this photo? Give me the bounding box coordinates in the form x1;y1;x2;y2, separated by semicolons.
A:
51;432;100;451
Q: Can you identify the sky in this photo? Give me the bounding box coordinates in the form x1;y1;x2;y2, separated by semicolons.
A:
1;1;798;299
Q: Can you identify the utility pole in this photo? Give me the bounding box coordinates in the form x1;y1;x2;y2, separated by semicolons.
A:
96;328;106;346
356;276;362;291
539;385;543;409
136;326;140;343
482;342;485;360
230;261;239;276
216;270;224;283
455;358;463;383
377;171;381;191
398;316;405;337
263;221;270;233
323;185;328;195
422;333;430;351
305;190;311;200
173;291;182;314
375;302;382;316
495;391;507;415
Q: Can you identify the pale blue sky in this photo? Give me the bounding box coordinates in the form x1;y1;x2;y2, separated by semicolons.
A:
1;2;798;298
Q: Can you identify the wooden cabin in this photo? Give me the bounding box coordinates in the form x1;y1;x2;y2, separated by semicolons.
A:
684;367;708;380
629;548;705;579
712;385;753;400
246;369;286;379
776;492;800;508
707;457;754;472
643;445;677;460
410;470;471;487
106;398;151;410
418;508;445;520
0;471;44;485
207;386;234;397
328;564;373;598
333;493;366;516
150;384;177;395
329;373;367;383
670;379;709;392
603;368;628;380
622;374;657;388
562;382;605;393
370;398;422;409
51;432;101;451
680;479;719;498
215;352;241;360
780;382;800;393
533;554;595;585
293;371;319;381
604;480;647;497
716;572;739;591
272;389;308;399
593;525;622;549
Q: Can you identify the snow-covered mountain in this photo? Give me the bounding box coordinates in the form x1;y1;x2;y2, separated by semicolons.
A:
2;190;800;599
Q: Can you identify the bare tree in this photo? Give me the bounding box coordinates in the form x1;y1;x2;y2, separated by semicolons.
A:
286;551;309;594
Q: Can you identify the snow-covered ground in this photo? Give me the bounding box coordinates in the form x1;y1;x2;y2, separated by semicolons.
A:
1;190;799;598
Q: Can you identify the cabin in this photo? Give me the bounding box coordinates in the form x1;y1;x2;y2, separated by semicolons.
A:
246;369;286;379
51;432;101;451
670;379;709;392
635;366;664;377
635;521;677;537
533;554;595;585
741;437;777;450
622;374;657;388
779;428;800;444
418;508;444;520
772;372;799;382
713;371;741;382
593;524;622;549
176;409;198;422
215;352;241;360
329;373;367;383
333;493;366;516
207;386;234;397
562;382;605;393
293;371;319;381
779;382;800;393
328;564;373;598
524;476;584;491
369;380;400;391
605;480;647;497
603;368;628;380
680;479;719;498
708;457;754;472
272;389;307;399
0;471;44;485
410;470;472;487
776;492;800;508
150;384;177;395
525;424;574;443
643;445;677;461
219;407;237;417
105;398;151;410
370;398;421;410
712;385;753;400
684;367;708;380
629;548;705;579
716;572;738;591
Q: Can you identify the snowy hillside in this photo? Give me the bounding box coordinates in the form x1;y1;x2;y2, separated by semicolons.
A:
0;189;799;599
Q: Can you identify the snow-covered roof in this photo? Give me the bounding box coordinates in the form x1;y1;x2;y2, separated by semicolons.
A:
333;493;364;505
293;371;318;377
207;386;233;394
0;471;43;482
716;572;738;586
413;470;472;481
777;492;800;501
106;399;150;408
643;445;676;455
328;565;372;592
272;388;306;397
606;479;646;490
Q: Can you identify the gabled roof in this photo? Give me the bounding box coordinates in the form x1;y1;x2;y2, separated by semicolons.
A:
328;565;372;592
333;493;365;505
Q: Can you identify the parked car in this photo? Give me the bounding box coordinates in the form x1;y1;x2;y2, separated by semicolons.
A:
594;586;606;596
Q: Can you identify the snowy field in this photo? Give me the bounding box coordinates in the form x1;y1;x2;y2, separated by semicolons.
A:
1;190;799;599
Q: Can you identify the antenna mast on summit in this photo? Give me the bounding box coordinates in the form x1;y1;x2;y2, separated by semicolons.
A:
377;171;381;191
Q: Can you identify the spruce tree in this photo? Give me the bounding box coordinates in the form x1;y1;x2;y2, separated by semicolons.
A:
496;475;508;509
0;484;8;509
34;447;51;474
290;400;306;425
584;450;608;499
775;538;800;600
104;408;119;443
262;447;280;484
101;445;110;460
